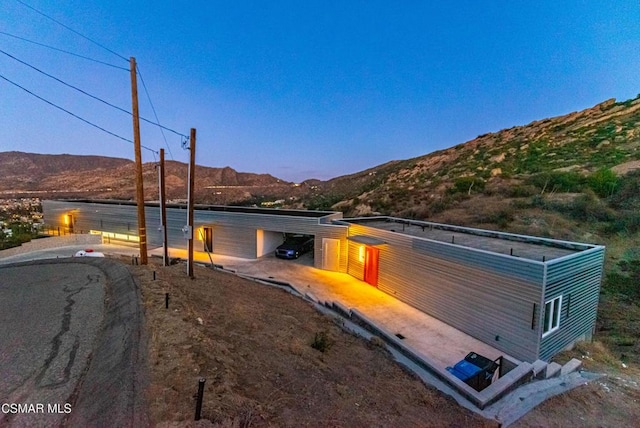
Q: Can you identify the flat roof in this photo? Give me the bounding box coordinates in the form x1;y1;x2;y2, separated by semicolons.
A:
341;217;596;262
57;199;339;218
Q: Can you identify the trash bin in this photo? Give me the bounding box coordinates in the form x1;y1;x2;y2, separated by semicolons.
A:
446;360;482;383
446;352;500;392
465;352;499;390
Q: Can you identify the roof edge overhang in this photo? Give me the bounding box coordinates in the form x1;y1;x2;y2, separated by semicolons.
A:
347;235;386;246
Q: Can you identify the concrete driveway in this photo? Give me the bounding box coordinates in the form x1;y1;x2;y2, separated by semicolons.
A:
0;258;147;427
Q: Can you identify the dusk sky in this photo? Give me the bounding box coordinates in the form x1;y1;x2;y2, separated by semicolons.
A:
1;1;639;182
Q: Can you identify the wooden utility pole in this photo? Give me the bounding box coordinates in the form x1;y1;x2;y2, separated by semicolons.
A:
187;128;196;278
130;56;148;264
159;148;169;266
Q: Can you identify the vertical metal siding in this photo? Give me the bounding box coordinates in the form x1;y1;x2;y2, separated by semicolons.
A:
539;247;605;361
42;201;349;270
211;226;257;258
347;241;365;281
192;210;348;270
42;200;70;227
347;223;544;362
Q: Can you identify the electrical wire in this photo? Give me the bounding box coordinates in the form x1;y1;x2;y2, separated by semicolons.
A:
137;64;175;160
15;0;129;62
0;30;129;71
0;48;189;139
0;72;157;154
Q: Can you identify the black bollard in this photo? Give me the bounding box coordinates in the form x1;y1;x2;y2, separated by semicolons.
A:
195;378;206;421
165;293;169;309
153;271;156;280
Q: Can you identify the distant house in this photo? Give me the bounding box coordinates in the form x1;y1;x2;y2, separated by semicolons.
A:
43;199;604;363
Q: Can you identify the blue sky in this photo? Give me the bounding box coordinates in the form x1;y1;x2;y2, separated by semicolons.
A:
1;1;639;182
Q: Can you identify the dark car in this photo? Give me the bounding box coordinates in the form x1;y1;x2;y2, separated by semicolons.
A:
275;236;314;259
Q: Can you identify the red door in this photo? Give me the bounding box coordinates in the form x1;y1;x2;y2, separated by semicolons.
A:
363;246;379;287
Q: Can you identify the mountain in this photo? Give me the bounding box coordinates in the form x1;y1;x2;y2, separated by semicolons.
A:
0;151;301;204
3;94;640;217
302;95;640;221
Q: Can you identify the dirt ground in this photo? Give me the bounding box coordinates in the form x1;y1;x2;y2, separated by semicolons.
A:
129;257;640;427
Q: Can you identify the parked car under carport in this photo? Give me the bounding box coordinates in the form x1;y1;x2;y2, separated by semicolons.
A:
275;235;314;259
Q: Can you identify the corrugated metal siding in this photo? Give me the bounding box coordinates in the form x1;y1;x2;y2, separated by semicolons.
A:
347;223;544;362
44;200;142;236
164;206;188;249
412;239;544;283
192;210;348;270
42;200;70;227
347;241;365;281
42;201;349;270
539;247;605;361
211;226;257;258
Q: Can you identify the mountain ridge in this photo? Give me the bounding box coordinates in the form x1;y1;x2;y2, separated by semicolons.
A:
2;94;640;212
0;151;299;204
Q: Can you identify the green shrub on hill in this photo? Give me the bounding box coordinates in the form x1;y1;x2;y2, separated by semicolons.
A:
448;177;485;195
603;259;640;300
526;171;585;193
608;170;640;210
587;168;620;198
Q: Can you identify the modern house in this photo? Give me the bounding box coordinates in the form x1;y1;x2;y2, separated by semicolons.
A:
43;199;605;363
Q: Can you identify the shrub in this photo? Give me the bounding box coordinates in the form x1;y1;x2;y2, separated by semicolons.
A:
608;170;640;209
311;331;333;353
559;194;615;222
587;168;620;198
600;212;640;235
449;177;486;195
603;260;640;300
531;192;615;222
526;171;585;193
474;207;515;228
506;185;538;198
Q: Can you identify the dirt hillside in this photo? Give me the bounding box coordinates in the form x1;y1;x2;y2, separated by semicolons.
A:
131;257;640;427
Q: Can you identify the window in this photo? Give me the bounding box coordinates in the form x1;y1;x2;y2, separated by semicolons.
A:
542;296;562;337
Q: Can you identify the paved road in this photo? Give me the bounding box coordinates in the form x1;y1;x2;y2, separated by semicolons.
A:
0;262;105;427
0;258;148;427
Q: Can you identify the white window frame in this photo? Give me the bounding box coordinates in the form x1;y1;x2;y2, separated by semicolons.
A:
542;295;562;337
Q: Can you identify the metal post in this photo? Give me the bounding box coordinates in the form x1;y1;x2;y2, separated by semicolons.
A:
187;128;196;278
159;148;169;266
194;378;206;420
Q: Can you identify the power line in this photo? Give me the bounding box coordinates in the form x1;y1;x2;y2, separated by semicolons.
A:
0;48;189;139
0;72;157;154
15;0;129;63
0;30;129;71
137;64;175;160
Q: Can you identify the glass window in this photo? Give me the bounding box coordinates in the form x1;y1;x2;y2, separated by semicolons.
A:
543;296;562;337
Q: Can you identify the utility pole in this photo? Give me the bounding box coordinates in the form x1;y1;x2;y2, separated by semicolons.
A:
159;148;168;266
130;56;148;265
187;128;196;278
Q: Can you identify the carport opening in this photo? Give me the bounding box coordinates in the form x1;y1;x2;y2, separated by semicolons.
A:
275;233;315;261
